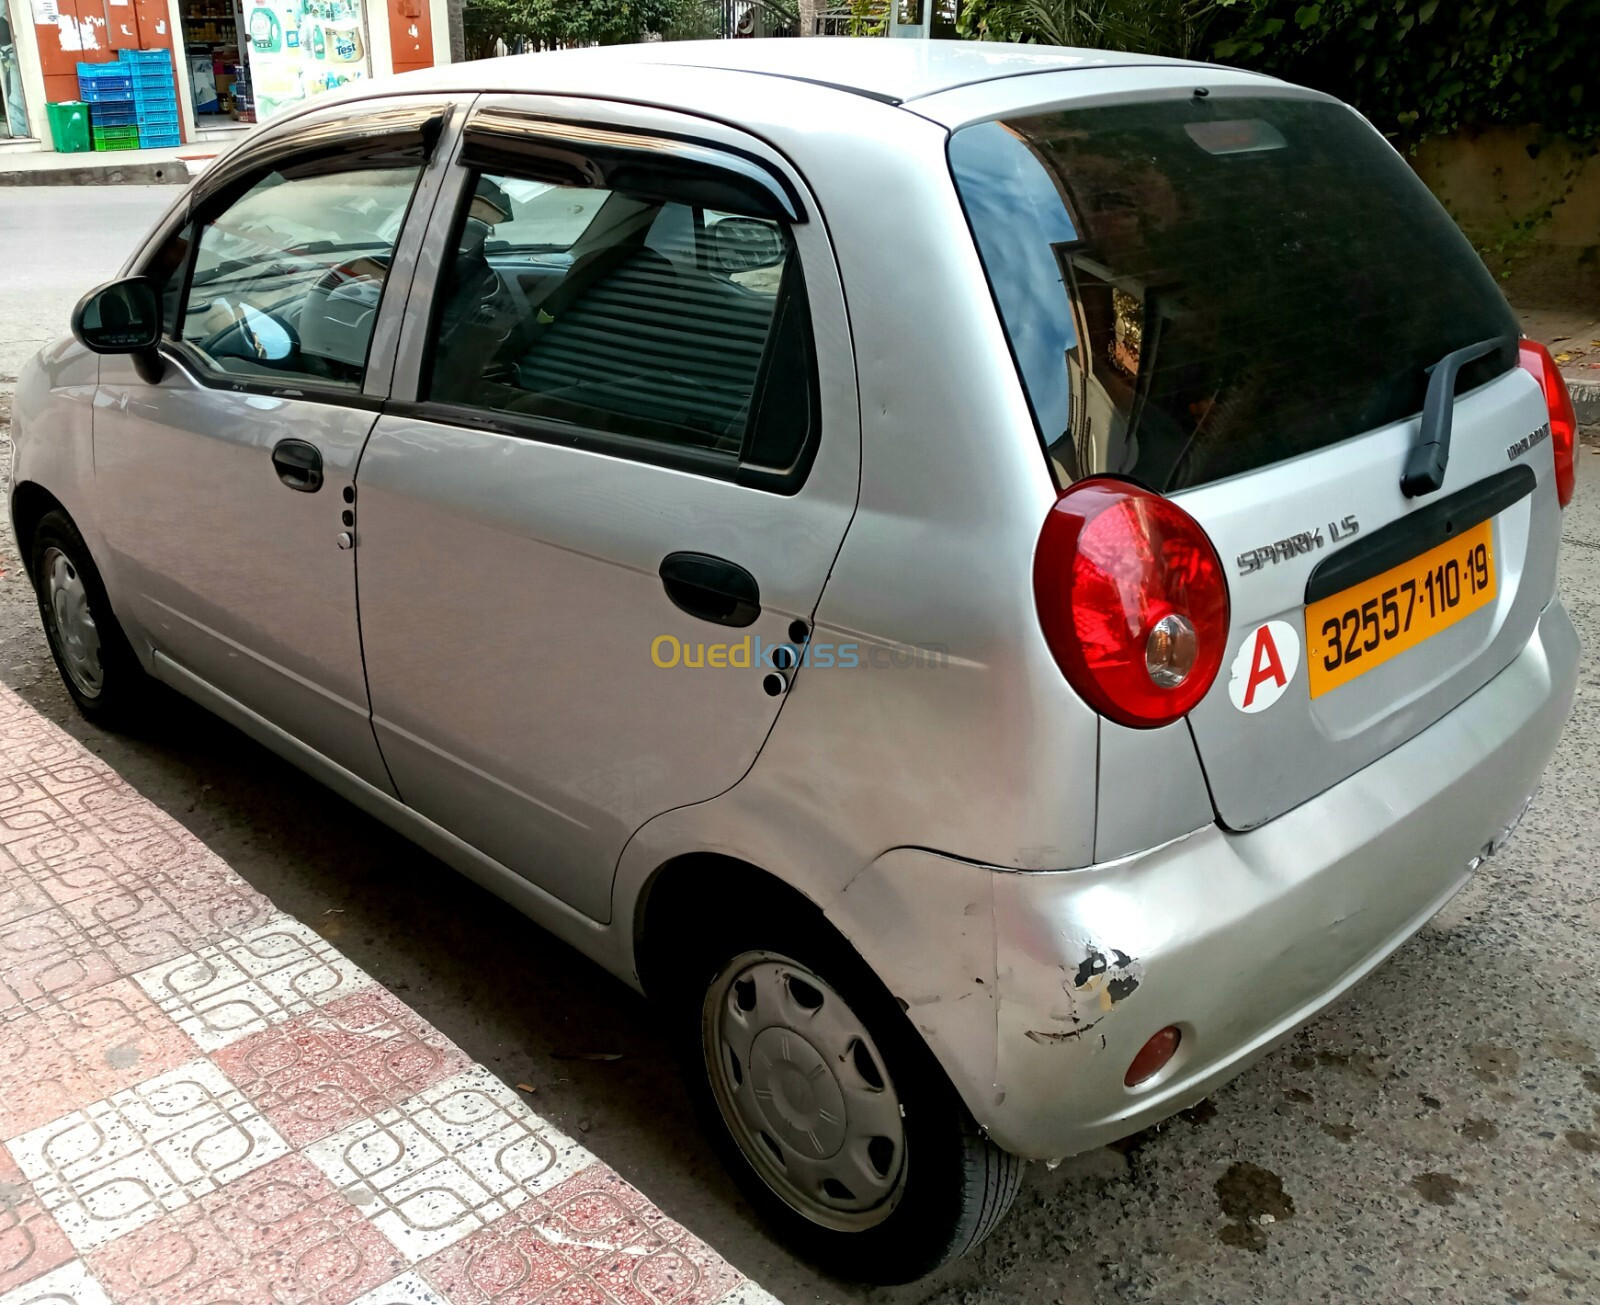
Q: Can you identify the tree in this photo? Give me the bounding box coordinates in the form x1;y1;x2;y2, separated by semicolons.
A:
957;0;1225;54
462;0;715;53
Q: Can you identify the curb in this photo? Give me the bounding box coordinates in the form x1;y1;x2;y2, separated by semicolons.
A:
0;159;188;186
1568;373;1600;430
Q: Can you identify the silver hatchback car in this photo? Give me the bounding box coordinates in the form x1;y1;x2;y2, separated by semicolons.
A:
9;39;1581;1281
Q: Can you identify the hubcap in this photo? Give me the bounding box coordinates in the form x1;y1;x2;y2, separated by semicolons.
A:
702;952;908;1231
42;547;104;698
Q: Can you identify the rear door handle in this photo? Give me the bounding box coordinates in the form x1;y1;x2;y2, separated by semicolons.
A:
659;552;760;627
272;439;324;493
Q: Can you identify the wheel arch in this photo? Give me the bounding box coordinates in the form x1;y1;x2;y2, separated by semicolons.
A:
633;851;832;1002
9;480;69;573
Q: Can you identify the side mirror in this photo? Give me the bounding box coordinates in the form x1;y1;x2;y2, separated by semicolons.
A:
710;218;785;275
70;277;164;382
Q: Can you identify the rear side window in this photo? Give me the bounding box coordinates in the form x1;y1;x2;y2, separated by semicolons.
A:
949;96;1518;493
426;169;810;469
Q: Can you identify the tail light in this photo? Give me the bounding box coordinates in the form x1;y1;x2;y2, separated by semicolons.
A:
1034;477;1230;729
1518;339;1577;508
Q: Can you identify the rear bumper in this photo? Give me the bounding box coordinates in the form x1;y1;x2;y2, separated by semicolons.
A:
828;599;1579;1160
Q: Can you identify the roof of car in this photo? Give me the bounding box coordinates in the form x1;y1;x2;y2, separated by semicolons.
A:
399;38;1208;107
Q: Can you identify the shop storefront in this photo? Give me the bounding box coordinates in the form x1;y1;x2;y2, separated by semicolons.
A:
1;0;449;152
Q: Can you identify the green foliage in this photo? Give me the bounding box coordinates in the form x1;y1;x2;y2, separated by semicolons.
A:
956;0;1226;58
959;0;1599;144
1210;0;1600;143
461;0;721;55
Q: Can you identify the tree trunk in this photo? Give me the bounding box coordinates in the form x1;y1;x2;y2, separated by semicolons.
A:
797;0;819;35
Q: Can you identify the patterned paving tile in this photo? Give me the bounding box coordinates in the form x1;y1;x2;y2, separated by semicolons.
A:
0;980;196;1140
346;1271;450;1305
0;839;272;1024
0;1143;75;1295
302;1069;592;1264
0;683;775;1305
86;1155;402;1305
420;1166;743;1305
8;1060;290;1252
132;918;373;1053
0;1260;114;1305
0;847;52;928
213;988;471;1148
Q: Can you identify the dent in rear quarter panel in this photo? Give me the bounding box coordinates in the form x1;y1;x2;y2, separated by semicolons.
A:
10;341;102;558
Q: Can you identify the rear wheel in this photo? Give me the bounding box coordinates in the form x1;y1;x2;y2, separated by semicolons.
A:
30;510;146;723
677;907;1021;1282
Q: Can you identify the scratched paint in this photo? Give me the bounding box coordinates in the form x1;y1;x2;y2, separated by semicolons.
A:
1025;945;1144;1051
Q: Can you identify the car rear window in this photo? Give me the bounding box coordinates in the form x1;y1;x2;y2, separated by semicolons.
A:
948;94;1519;493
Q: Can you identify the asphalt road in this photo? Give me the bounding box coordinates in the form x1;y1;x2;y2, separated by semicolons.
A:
1;184;1597;1305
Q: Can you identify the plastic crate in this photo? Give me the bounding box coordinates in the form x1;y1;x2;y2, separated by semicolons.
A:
89;102;138;126
80;83;136;104
93;127;142;151
130;68;174;86
138;129;181;148
77;64;133;83
131;82;175;102
117;49;173;65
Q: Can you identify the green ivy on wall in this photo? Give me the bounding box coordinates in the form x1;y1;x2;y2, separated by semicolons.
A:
1212;0;1600;144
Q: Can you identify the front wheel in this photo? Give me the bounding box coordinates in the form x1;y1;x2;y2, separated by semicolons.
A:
30;509;147;723
682;916;1021;1282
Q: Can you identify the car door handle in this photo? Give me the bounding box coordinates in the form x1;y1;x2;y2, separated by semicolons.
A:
659;552;760;627
272;439;324;493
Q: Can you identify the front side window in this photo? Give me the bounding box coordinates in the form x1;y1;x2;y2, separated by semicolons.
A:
426;165;808;466
177;163;423;389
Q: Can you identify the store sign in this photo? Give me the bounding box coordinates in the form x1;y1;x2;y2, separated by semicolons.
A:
246;0;367;119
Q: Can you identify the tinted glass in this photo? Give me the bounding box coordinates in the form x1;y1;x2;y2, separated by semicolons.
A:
178;165;421;388
427;171;803;461
950;97;1519;492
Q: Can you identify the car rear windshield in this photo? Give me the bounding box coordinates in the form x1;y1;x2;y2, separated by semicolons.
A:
948;94;1519;493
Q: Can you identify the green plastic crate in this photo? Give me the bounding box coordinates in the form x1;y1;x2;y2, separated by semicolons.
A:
46;101;91;153
92;124;141;150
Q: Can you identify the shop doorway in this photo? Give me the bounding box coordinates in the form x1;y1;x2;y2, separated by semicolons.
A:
0;0;29;139
179;0;253;125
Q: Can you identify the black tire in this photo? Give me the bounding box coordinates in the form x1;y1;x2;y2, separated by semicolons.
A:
29;509;147;724
671;900;1022;1283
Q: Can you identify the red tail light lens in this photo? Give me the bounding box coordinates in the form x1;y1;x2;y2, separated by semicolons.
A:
1035;478;1230;729
1518;339;1577;508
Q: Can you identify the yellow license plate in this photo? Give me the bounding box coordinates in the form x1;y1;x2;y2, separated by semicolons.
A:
1306;518;1496;699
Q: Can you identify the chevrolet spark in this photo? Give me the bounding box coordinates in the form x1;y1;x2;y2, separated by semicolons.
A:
9;38;1580;1282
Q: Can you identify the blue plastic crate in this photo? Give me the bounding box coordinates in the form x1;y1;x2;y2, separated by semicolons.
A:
129;66;174;83
79;83;135;104
89;102;138;126
135;109;179;129
77;61;129;78
117;49;172;65
138;129;180;148
131;81;174;100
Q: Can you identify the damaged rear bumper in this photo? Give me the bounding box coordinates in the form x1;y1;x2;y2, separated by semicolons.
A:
825;599;1578;1160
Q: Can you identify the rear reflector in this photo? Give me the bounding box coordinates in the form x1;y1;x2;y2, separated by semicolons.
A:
1518;339;1577;508
1125;1025;1182;1087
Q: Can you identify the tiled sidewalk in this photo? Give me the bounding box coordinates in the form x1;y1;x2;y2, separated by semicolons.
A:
0;685;777;1305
